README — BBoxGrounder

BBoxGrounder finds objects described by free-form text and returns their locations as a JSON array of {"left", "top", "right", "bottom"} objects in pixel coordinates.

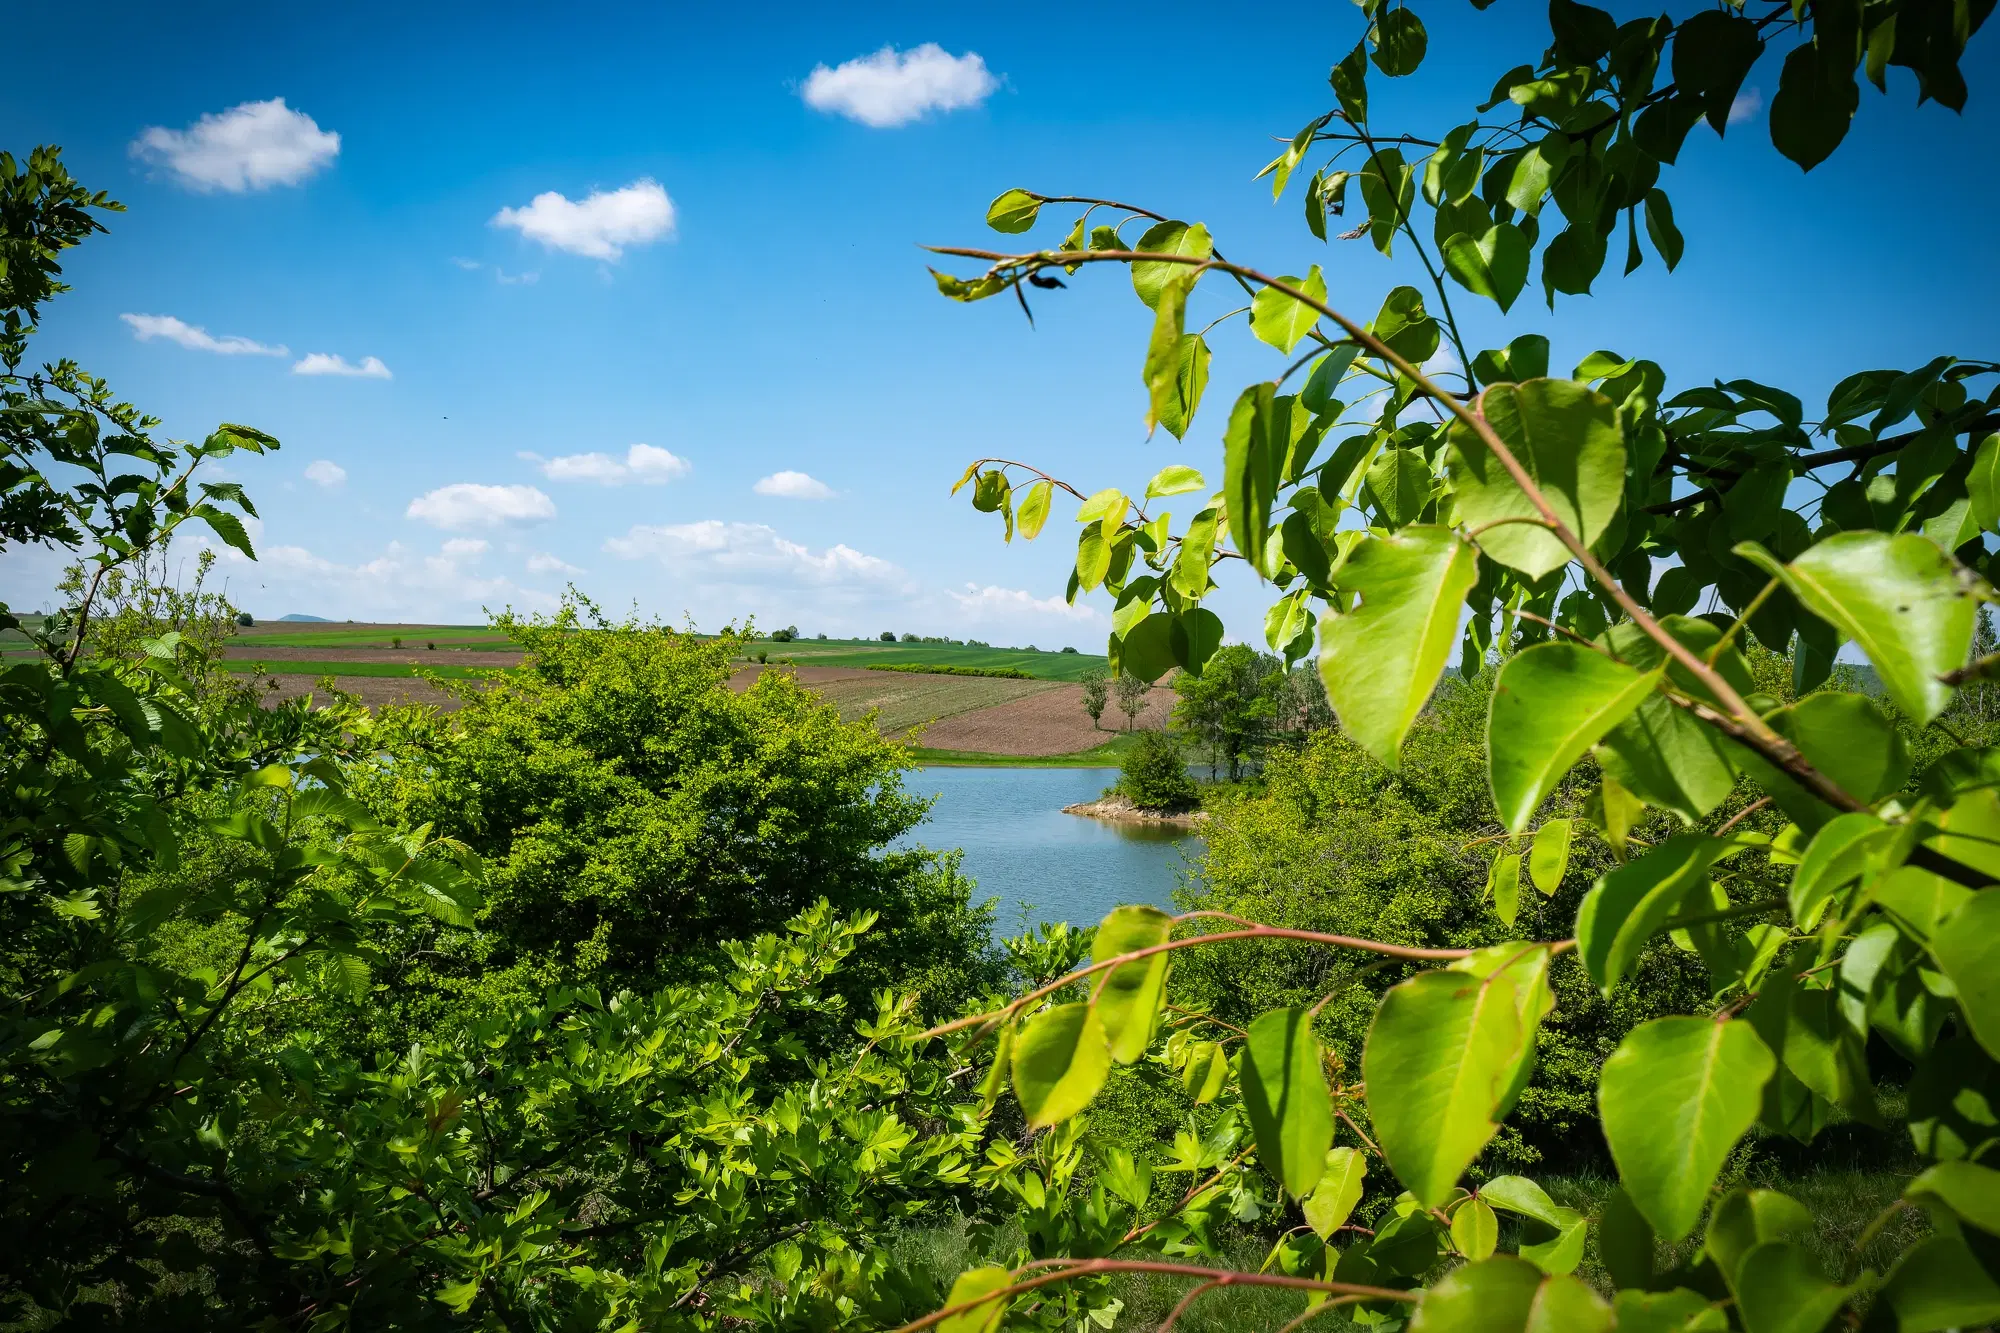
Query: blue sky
[{"left": 5, "top": 1, "right": 1995, "bottom": 642}]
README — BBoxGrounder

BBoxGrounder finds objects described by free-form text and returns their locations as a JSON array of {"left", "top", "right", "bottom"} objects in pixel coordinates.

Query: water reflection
[{"left": 895, "top": 766, "right": 1201, "bottom": 935}]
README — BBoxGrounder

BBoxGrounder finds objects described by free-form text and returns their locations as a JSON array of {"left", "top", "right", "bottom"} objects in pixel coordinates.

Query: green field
[
  {"left": 904, "top": 735, "right": 1136, "bottom": 767},
  {"left": 236, "top": 625, "right": 517, "bottom": 650},
  {"left": 219, "top": 660, "right": 502, "bottom": 680},
  {"left": 750, "top": 638, "right": 1106, "bottom": 681}
]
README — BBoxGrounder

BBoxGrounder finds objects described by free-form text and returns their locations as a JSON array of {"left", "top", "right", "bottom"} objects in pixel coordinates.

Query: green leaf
[
  {"left": 1594, "top": 616, "right": 1753, "bottom": 824},
  {"left": 1737, "top": 532, "right": 1976, "bottom": 725},
  {"left": 1365, "top": 447, "right": 1432, "bottom": 528},
  {"left": 1906, "top": 1159, "right": 2000, "bottom": 1236},
  {"left": 1119, "top": 613, "right": 1177, "bottom": 685},
  {"left": 1769, "top": 41, "right": 1859, "bottom": 171},
  {"left": 1250, "top": 267, "right": 1326, "bottom": 354},
  {"left": 1733, "top": 1242, "right": 1853, "bottom": 1333},
  {"left": 1145, "top": 465, "right": 1206, "bottom": 500},
  {"left": 1408, "top": 1257, "right": 1611, "bottom": 1333},
  {"left": 1969, "top": 434, "right": 2000, "bottom": 533},
  {"left": 1371, "top": 7, "right": 1428, "bottom": 76},
  {"left": 1704, "top": 1187, "right": 1813, "bottom": 1286},
  {"left": 1223, "top": 384, "right": 1284, "bottom": 572},
  {"left": 1370, "top": 285, "right": 1441, "bottom": 364},
  {"left": 985, "top": 189, "right": 1042, "bottom": 234},
  {"left": 1929, "top": 888, "right": 2000, "bottom": 1061},
  {"left": 1733, "top": 692, "right": 1911, "bottom": 830},
  {"left": 1673, "top": 10, "right": 1765, "bottom": 132},
  {"left": 1611, "top": 1289, "right": 1728, "bottom": 1333},
  {"left": 1091, "top": 905, "right": 1172, "bottom": 1063},
  {"left": 1872, "top": 1236, "right": 2000, "bottom": 1332},
  {"left": 1076, "top": 525, "right": 1112, "bottom": 592},
  {"left": 1173, "top": 606, "right": 1226, "bottom": 675},
  {"left": 978, "top": 1025, "right": 1014, "bottom": 1107},
  {"left": 939, "top": 1266, "right": 1014, "bottom": 1333},
  {"left": 1503, "top": 139, "right": 1570, "bottom": 216},
  {"left": 1597, "top": 1188, "right": 1657, "bottom": 1290},
  {"left": 1302, "top": 1146, "right": 1367, "bottom": 1239},
  {"left": 1489, "top": 849, "right": 1521, "bottom": 925},
  {"left": 1452, "top": 1197, "right": 1499, "bottom": 1260},
  {"left": 1364, "top": 970, "right": 1526, "bottom": 1208},
  {"left": 1448, "top": 379, "right": 1626, "bottom": 580},
  {"left": 1303, "top": 344, "right": 1360, "bottom": 414},
  {"left": 1528, "top": 819, "right": 1572, "bottom": 896},
  {"left": 1132, "top": 220, "right": 1213, "bottom": 310},
  {"left": 1599, "top": 1017, "right": 1775, "bottom": 1242},
  {"left": 1012, "top": 1002, "right": 1111, "bottom": 1127},
  {"left": 1181, "top": 1040, "right": 1228, "bottom": 1103},
  {"left": 1576, "top": 834, "right": 1725, "bottom": 994},
  {"left": 1443, "top": 225, "right": 1530, "bottom": 313},
  {"left": 195, "top": 505, "right": 256, "bottom": 560},
  {"left": 1331, "top": 42, "right": 1369, "bottom": 123},
  {"left": 1142, "top": 273, "right": 1196, "bottom": 438},
  {"left": 1241, "top": 1007, "right": 1335, "bottom": 1198},
  {"left": 1787, "top": 812, "right": 1889, "bottom": 929},
  {"left": 1017, "top": 480, "right": 1053, "bottom": 540},
  {"left": 1318, "top": 527, "right": 1480, "bottom": 769},
  {"left": 1489, "top": 644, "right": 1659, "bottom": 834},
  {"left": 1643, "top": 190, "right": 1685, "bottom": 270},
  {"left": 1266, "top": 589, "right": 1315, "bottom": 656}
]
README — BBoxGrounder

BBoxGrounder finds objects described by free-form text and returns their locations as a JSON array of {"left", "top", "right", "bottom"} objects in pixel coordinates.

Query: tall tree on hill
[
  {"left": 1113, "top": 670, "right": 1151, "bottom": 729},
  {"left": 1079, "top": 666, "right": 1109, "bottom": 729}
]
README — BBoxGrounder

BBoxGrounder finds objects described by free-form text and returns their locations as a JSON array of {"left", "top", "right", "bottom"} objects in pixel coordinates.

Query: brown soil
[
  {"left": 250, "top": 674, "right": 469, "bottom": 711},
  {"left": 224, "top": 645, "right": 525, "bottom": 666},
  {"left": 913, "top": 684, "right": 1174, "bottom": 756}
]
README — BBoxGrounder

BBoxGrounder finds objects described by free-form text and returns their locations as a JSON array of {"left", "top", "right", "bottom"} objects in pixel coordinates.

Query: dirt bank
[{"left": 1062, "top": 794, "right": 1207, "bottom": 828}]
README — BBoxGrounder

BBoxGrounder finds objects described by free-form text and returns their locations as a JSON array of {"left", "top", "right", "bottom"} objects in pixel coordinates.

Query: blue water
[{"left": 896, "top": 766, "right": 1202, "bottom": 935}]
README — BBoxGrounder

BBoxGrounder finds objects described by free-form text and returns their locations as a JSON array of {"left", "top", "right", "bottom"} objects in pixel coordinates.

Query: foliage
[
  {"left": 1081, "top": 666, "right": 1110, "bottom": 728},
  {"left": 1113, "top": 671, "right": 1152, "bottom": 728},
  {"left": 352, "top": 597, "right": 999, "bottom": 1031},
  {"left": 923, "top": 0, "right": 2000, "bottom": 1326},
  {"left": 1115, "top": 729, "right": 1201, "bottom": 813}
]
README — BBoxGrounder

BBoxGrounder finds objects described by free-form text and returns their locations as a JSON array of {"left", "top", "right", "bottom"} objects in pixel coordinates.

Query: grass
[
  {"left": 906, "top": 733, "right": 1142, "bottom": 767},
  {"left": 218, "top": 660, "right": 503, "bottom": 680},
  {"left": 746, "top": 638, "right": 1107, "bottom": 681},
  {"left": 236, "top": 626, "right": 519, "bottom": 650}
]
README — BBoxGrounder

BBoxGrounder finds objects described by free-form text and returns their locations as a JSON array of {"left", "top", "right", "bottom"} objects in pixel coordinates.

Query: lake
[{"left": 896, "top": 766, "right": 1202, "bottom": 935}]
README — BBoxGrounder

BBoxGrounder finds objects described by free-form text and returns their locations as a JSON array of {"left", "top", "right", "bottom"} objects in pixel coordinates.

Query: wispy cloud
[
  {"left": 1728, "top": 87, "right": 1763, "bottom": 126},
  {"left": 121, "top": 312, "right": 286, "bottom": 356},
  {"left": 293, "top": 352, "right": 392, "bottom": 379},
  {"left": 130, "top": 98, "right": 339, "bottom": 192},
  {"left": 606, "top": 520, "right": 902, "bottom": 587},
  {"left": 492, "top": 179, "right": 676, "bottom": 260},
  {"left": 304, "top": 460, "right": 346, "bottom": 488},
  {"left": 406, "top": 483, "right": 556, "bottom": 531},
  {"left": 524, "top": 443, "right": 690, "bottom": 485},
  {"left": 947, "top": 583, "right": 1099, "bottom": 622},
  {"left": 802, "top": 44, "right": 999, "bottom": 128},
  {"left": 753, "top": 470, "right": 834, "bottom": 500},
  {"left": 526, "top": 551, "right": 585, "bottom": 575}
]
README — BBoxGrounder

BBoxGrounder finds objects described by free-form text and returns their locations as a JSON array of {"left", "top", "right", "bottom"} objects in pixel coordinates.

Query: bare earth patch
[
  {"left": 251, "top": 674, "right": 469, "bottom": 711},
  {"left": 916, "top": 684, "right": 1173, "bottom": 756},
  {"left": 224, "top": 645, "right": 525, "bottom": 667}
]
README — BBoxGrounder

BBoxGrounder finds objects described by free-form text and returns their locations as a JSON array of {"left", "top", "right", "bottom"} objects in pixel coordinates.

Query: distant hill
[{"left": 278, "top": 613, "right": 331, "bottom": 622}]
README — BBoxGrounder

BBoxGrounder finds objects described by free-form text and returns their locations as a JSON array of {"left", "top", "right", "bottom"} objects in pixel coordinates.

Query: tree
[
  {"left": 1116, "top": 728, "right": 1199, "bottom": 812},
  {"left": 1112, "top": 670, "right": 1151, "bottom": 729},
  {"left": 925, "top": 0, "right": 2000, "bottom": 1324},
  {"left": 1171, "top": 643, "right": 1278, "bottom": 779},
  {"left": 880, "top": 630, "right": 896, "bottom": 641},
  {"left": 235, "top": 610, "right": 253, "bottom": 626},
  {"left": 1079, "top": 666, "right": 1109, "bottom": 729}
]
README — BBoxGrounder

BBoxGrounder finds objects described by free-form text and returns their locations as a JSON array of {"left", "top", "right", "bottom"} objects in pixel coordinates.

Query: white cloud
[
  {"left": 451, "top": 257, "right": 482, "bottom": 270},
  {"left": 245, "top": 538, "right": 554, "bottom": 621},
  {"left": 304, "top": 460, "right": 346, "bottom": 488},
  {"left": 130, "top": 98, "right": 340, "bottom": 192},
  {"left": 527, "top": 443, "right": 691, "bottom": 485},
  {"left": 407, "top": 483, "right": 556, "bottom": 531},
  {"left": 947, "top": 583, "right": 1100, "bottom": 622},
  {"left": 802, "top": 44, "right": 999, "bottom": 128},
  {"left": 491, "top": 179, "right": 676, "bottom": 260},
  {"left": 526, "top": 551, "right": 585, "bottom": 575},
  {"left": 754, "top": 470, "right": 835, "bottom": 500},
  {"left": 120, "top": 312, "right": 286, "bottom": 357},
  {"left": 440, "top": 537, "right": 489, "bottom": 558},
  {"left": 1728, "top": 87, "right": 1763, "bottom": 125},
  {"left": 293, "top": 353, "right": 392, "bottom": 379},
  {"left": 607, "top": 520, "right": 902, "bottom": 587}
]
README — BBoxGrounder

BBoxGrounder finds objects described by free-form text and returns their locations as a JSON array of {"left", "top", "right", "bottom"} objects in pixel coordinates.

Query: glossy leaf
[
  {"left": 1146, "top": 465, "right": 1206, "bottom": 500},
  {"left": 940, "top": 1266, "right": 1013, "bottom": 1333},
  {"left": 1787, "top": 812, "right": 1889, "bottom": 929},
  {"left": 1490, "top": 849, "right": 1521, "bottom": 925},
  {"left": 1319, "top": 528, "right": 1480, "bottom": 769},
  {"left": 1241, "top": 1008, "right": 1334, "bottom": 1198},
  {"left": 1365, "top": 447, "right": 1432, "bottom": 527},
  {"left": 1408, "top": 1257, "right": 1611, "bottom": 1333},
  {"left": 1448, "top": 379, "right": 1626, "bottom": 580},
  {"left": 1576, "top": 834, "right": 1725, "bottom": 994},
  {"left": 1969, "top": 433, "right": 2000, "bottom": 533},
  {"left": 1223, "top": 384, "right": 1282, "bottom": 571},
  {"left": 1599, "top": 1017, "right": 1775, "bottom": 1242},
  {"left": 1452, "top": 1197, "right": 1498, "bottom": 1260},
  {"left": 1364, "top": 970, "right": 1525, "bottom": 1208},
  {"left": 1489, "top": 644, "right": 1659, "bottom": 833},
  {"left": 1594, "top": 617, "right": 1753, "bottom": 824},
  {"left": 1012, "top": 1002, "right": 1111, "bottom": 1127},
  {"left": 1016, "top": 480, "right": 1053, "bottom": 540},
  {"left": 1736, "top": 692, "right": 1912, "bottom": 831},
  {"left": 1732, "top": 1241, "right": 1852, "bottom": 1333},
  {"left": 1929, "top": 888, "right": 2000, "bottom": 1061},
  {"left": 1181, "top": 1040, "right": 1229, "bottom": 1103},
  {"left": 1091, "top": 905, "right": 1172, "bottom": 1063},
  {"left": 1738, "top": 532, "right": 1975, "bottom": 725},
  {"left": 1250, "top": 266, "right": 1326, "bottom": 354},
  {"left": 1131, "top": 220, "right": 1213, "bottom": 310},
  {"left": 1528, "top": 819, "right": 1572, "bottom": 896},
  {"left": 1443, "top": 225, "right": 1530, "bottom": 313},
  {"left": 985, "top": 189, "right": 1040, "bottom": 234},
  {"left": 1301, "top": 1146, "right": 1366, "bottom": 1239}
]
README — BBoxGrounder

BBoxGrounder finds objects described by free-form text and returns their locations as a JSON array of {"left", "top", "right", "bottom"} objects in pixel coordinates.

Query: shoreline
[{"left": 1061, "top": 795, "right": 1207, "bottom": 828}]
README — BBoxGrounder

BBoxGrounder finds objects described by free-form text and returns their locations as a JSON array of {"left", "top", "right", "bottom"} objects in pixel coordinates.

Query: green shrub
[
  {"left": 865, "top": 662, "right": 1034, "bottom": 679},
  {"left": 1116, "top": 729, "right": 1200, "bottom": 812}
]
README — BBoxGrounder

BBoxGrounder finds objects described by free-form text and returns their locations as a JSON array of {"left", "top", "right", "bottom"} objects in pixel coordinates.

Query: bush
[
  {"left": 235, "top": 610, "right": 253, "bottom": 626},
  {"left": 880, "top": 630, "right": 896, "bottom": 641},
  {"left": 1115, "top": 729, "right": 1199, "bottom": 812}
]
